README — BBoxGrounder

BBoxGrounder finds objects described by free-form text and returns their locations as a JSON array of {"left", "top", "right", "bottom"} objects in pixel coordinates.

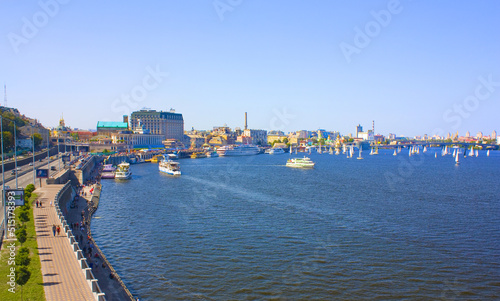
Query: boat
[
  {"left": 167, "top": 153, "right": 178, "bottom": 160},
  {"left": 217, "top": 144, "right": 260, "bottom": 156},
  {"left": 206, "top": 151, "right": 219, "bottom": 157},
  {"left": 475, "top": 149, "right": 479, "bottom": 157},
  {"left": 423, "top": 146, "right": 427, "bottom": 153},
  {"left": 149, "top": 154, "right": 163, "bottom": 163},
  {"left": 286, "top": 156, "right": 315, "bottom": 168},
  {"left": 487, "top": 150, "right": 490, "bottom": 156},
  {"left": 435, "top": 152, "right": 437, "bottom": 158},
  {"left": 357, "top": 147, "right": 363, "bottom": 160},
  {"left": 268, "top": 148, "right": 285, "bottom": 155},
  {"left": 115, "top": 162, "right": 132, "bottom": 179},
  {"left": 393, "top": 149, "right": 397, "bottom": 156},
  {"left": 101, "top": 164, "right": 116, "bottom": 179},
  {"left": 329, "top": 147, "right": 333, "bottom": 155},
  {"left": 191, "top": 152, "right": 207, "bottom": 159},
  {"left": 455, "top": 151, "right": 460, "bottom": 165},
  {"left": 159, "top": 156, "right": 181, "bottom": 176},
  {"left": 335, "top": 148, "right": 340, "bottom": 155}
]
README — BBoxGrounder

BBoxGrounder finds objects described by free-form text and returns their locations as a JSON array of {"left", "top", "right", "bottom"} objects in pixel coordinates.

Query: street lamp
[
  {"left": 32, "top": 125, "right": 36, "bottom": 185},
  {"left": 47, "top": 130, "right": 50, "bottom": 173},
  {"left": 13, "top": 121, "right": 18, "bottom": 189}
]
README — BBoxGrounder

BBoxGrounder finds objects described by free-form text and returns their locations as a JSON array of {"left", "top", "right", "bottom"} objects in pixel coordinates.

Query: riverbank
[{"left": 62, "top": 162, "right": 135, "bottom": 300}]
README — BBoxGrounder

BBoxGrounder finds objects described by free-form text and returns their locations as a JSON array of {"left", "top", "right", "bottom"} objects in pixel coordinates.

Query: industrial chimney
[{"left": 245, "top": 112, "right": 248, "bottom": 130}]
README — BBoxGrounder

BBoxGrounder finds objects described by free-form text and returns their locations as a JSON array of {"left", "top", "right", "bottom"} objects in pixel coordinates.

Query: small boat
[
  {"left": 335, "top": 148, "right": 340, "bottom": 155},
  {"left": 206, "top": 151, "right": 219, "bottom": 157},
  {"left": 167, "top": 153, "right": 179, "bottom": 160},
  {"left": 393, "top": 149, "right": 397, "bottom": 156},
  {"left": 475, "top": 149, "right": 479, "bottom": 157},
  {"left": 191, "top": 152, "right": 207, "bottom": 159},
  {"left": 286, "top": 157, "right": 315, "bottom": 168},
  {"left": 115, "top": 162, "right": 132, "bottom": 180},
  {"left": 487, "top": 150, "right": 490, "bottom": 156},
  {"left": 455, "top": 151, "right": 460, "bottom": 165},
  {"left": 159, "top": 156, "right": 181, "bottom": 176},
  {"left": 329, "top": 147, "right": 333, "bottom": 155},
  {"left": 435, "top": 152, "right": 437, "bottom": 158},
  {"left": 357, "top": 147, "right": 363, "bottom": 160},
  {"left": 268, "top": 148, "right": 285, "bottom": 155},
  {"left": 423, "top": 146, "right": 427, "bottom": 153},
  {"left": 101, "top": 164, "right": 116, "bottom": 179}
]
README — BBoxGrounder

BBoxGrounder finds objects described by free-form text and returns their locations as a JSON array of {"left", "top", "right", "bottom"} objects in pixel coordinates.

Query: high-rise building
[{"left": 130, "top": 109, "right": 184, "bottom": 141}]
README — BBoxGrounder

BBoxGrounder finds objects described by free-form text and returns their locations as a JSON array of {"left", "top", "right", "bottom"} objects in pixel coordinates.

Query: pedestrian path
[{"left": 33, "top": 184, "right": 95, "bottom": 301}]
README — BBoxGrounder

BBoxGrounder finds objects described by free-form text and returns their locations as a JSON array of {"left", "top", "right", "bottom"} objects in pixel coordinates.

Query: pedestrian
[
  {"left": 52, "top": 224, "right": 56, "bottom": 236},
  {"left": 56, "top": 225, "right": 61, "bottom": 236},
  {"left": 40, "top": 201, "right": 43, "bottom": 207},
  {"left": 50, "top": 201, "right": 52, "bottom": 206},
  {"left": 36, "top": 200, "right": 39, "bottom": 207}
]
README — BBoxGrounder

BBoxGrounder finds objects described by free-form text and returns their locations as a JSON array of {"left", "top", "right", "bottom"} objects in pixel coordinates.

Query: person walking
[
  {"left": 52, "top": 224, "right": 56, "bottom": 236},
  {"left": 56, "top": 225, "right": 61, "bottom": 236}
]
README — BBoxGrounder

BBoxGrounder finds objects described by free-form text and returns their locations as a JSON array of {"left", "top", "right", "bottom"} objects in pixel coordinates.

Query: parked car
[
  {"left": 51, "top": 166, "right": 57, "bottom": 171},
  {"left": 10, "top": 170, "right": 16, "bottom": 175},
  {"left": 29, "top": 162, "right": 33, "bottom": 166}
]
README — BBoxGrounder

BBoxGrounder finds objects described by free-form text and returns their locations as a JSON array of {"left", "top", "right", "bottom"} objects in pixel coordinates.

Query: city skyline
[{"left": 1, "top": 1, "right": 499, "bottom": 137}]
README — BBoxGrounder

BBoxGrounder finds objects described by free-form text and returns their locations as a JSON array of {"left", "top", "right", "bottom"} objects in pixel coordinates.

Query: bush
[
  {"left": 16, "top": 253, "right": 31, "bottom": 266},
  {"left": 25, "top": 184, "right": 35, "bottom": 194}
]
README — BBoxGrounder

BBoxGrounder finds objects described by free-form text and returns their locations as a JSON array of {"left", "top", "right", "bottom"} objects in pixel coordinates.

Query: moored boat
[
  {"left": 101, "top": 164, "right": 116, "bottom": 179},
  {"left": 217, "top": 144, "right": 260, "bottom": 156},
  {"left": 115, "top": 162, "right": 132, "bottom": 180}
]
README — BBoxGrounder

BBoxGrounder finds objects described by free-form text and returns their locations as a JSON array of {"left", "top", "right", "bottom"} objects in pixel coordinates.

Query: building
[
  {"left": 96, "top": 121, "right": 129, "bottom": 136},
  {"left": 243, "top": 129, "right": 267, "bottom": 145},
  {"left": 355, "top": 124, "right": 374, "bottom": 141},
  {"left": 130, "top": 109, "right": 184, "bottom": 141},
  {"left": 267, "top": 130, "right": 287, "bottom": 144}
]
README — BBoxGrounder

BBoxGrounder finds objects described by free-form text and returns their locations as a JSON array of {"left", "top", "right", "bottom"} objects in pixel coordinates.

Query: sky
[{"left": 1, "top": 0, "right": 499, "bottom": 137}]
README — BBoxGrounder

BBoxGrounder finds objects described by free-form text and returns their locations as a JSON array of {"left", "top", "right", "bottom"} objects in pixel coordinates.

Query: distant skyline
[{"left": 1, "top": 1, "right": 499, "bottom": 137}]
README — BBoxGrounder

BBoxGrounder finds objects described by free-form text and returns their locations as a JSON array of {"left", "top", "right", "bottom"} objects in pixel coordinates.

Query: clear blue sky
[{"left": 1, "top": 0, "right": 499, "bottom": 137}]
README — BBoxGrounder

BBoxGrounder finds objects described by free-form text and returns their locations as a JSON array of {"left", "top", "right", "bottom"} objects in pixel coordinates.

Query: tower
[{"left": 244, "top": 112, "right": 248, "bottom": 130}]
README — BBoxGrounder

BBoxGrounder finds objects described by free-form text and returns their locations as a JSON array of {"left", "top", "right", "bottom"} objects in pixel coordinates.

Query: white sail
[
  {"left": 435, "top": 152, "right": 437, "bottom": 158},
  {"left": 487, "top": 150, "right": 490, "bottom": 156},
  {"left": 357, "top": 147, "right": 363, "bottom": 159},
  {"left": 475, "top": 149, "right": 479, "bottom": 157},
  {"left": 393, "top": 149, "right": 397, "bottom": 156},
  {"left": 455, "top": 151, "right": 460, "bottom": 164}
]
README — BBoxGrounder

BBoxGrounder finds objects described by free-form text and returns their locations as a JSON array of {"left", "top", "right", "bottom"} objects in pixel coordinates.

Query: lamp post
[
  {"left": 47, "top": 130, "right": 50, "bottom": 175},
  {"left": 58, "top": 136, "right": 60, "bottom": 170},
  {"left": 13, "top": 122, "right": 18, "bottom": 189},
  {"left": 32, "top": 125, "right": 36, "bottom": 185}
]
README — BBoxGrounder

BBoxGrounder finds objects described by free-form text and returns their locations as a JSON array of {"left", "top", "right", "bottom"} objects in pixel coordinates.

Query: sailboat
[
  {"left": 342, "top": 144, "right": 347, "bottom": 154},
  {"left": 487, "top": 150, "right": 490, "bottom": 156},
  {"left": 475, "top": 149, "right": 479, "bottom": 157},
  {"left": 357, "top": 147, "right": 363, "bottom": 160},
  {"left": 469, "top": 147, "right": 474, "bottom": 157},
  {"left": 335, "top": 148, "right": 340, "bottom": 155},
  {"left": 290, "top": 145, "right": 292, "bottom": 154},
  {"left": 455, "top": 151, "right": 460, "bottom": 165},
  {"left": 393, "top": 149, "right": 397, "bottom": 156},
  {"left": 370, "top": 148, "right": 374, "bottom": 155},
  {"left": 409, "top": 147, "right": 412, "bottom": 157},
  {"left": 435, "top": 152, "right": 437, "bottom": 158},
  {"left": 329, "top": 147, "right": 333, "bottom": 155},
  {"left": 423, "top": 146, "right": 427, "bottom": 153}
]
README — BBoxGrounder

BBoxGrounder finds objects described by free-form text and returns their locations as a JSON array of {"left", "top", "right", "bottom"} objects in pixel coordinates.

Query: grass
[{"left": 0, "top": 193, "right": 45, "bottom": 301}]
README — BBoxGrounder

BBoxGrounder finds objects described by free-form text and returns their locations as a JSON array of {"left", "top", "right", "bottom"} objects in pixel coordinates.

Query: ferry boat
[
  {"left": 286, "top": 157, "right": 315, "bottom": 168},
  {"left": 115, "top": 162, "right": 132, "bottom": 180},
  {"left": 101, "top": 164, "right": 116, "bottom": 179},
  {"left": 217, "top": 144, "right": 260, "bottom": 156},
  {"left": 191, "top": 152, "right": 207, "bottom": 159},
  {"left": 206, "top": 151, "right": 219, "bottom": 157},
  {"left": 268, "top": 148, "right": 285, "bottom": 155},
  {"left": 159, "top": 157, "right": 181, "bottom": 176}
]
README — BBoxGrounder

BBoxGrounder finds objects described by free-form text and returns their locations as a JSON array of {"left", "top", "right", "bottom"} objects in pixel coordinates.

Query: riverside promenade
[{"left": 33, "top": 184, "right": 95, "bottom": 301}]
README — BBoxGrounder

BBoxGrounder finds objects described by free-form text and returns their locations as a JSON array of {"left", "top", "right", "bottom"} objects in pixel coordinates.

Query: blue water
[{"left": 92, "top": 149, "right": 500, "bottom": 300}]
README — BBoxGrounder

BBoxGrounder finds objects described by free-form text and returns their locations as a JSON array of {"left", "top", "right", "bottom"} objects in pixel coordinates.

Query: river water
[{"left": 92, "top": 149, "right": 500, "bottom": 300}]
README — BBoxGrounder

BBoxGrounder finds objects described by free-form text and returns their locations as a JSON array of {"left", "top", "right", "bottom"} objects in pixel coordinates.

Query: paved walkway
[{"left": 34, "top": 184, "right": 95, "bottom": 301}]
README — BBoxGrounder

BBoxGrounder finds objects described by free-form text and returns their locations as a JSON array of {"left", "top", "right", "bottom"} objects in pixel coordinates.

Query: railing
[
  {"left": 54, "top": 181, "right": 106, "bottom": 301},
  {"left": 84, "top": 183, "right": 136, "bottom": 301}
]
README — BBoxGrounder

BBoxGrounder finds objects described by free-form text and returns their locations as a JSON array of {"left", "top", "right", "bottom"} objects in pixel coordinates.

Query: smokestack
[{"left": 245, "top": 112, "right": 248, "bottom": 130}]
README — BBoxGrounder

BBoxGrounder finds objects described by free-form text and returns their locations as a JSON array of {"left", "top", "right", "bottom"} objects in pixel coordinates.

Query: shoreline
[{"left": 63, "top": 160, "right": 136, "bottom": 300}]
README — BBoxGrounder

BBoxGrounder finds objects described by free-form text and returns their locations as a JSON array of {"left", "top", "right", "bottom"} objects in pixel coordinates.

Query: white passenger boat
[
  {"left": 268, "top": 148, "right": 285, "bottom": 155},
  {"left": 159, "top": 157, "right": 181, "bottom": 176},
  {"left": 286, "top": 157, "right": 315, "bottom": 168},
  {"left": 115, "top": 162, "right": 132, "bottom": 180},
  {"left": 217, "top": 144, "right": 260, "bottom": 156}
]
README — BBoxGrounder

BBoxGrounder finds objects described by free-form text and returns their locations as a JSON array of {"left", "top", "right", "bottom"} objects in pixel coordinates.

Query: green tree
[
  {"left": 19, "top": 209, "right": 30, "bottom": 224},
  {"left": 71, "top": 132, "right": 79, "bottom": 141},
  {"left": 16, "top": 266, "right": 31, "bottom": 301},
  {"left": 2, "top": 131, "right": 13, "bottom": 149},
  {"left": 31, "top": 133, "right": 43, "bottom": 148},
  {"left": 16, "top": 252, "right": 31, "bottom": 266},
  {"left": 25, "top": 184, "right": 36, "bottom": 194},
  {"left": 16, "top": 228, "right": 27, "bottom": 246}
]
